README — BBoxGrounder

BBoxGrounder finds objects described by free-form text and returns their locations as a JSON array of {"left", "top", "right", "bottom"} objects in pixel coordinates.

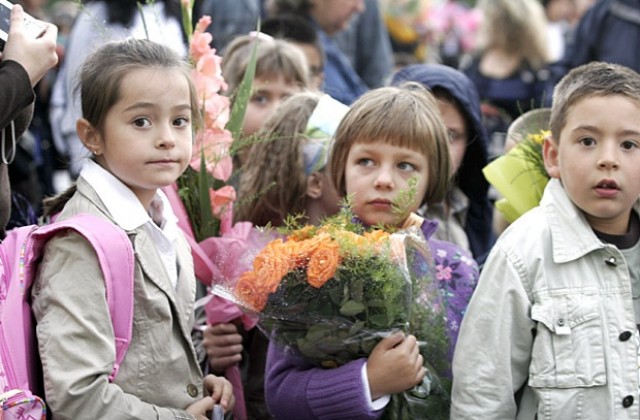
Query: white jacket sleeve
[{"left": 450, "top": 241, "right": 536, "bottom": 419}]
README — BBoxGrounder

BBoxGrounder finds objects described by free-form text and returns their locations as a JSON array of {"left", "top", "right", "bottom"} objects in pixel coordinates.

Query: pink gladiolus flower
[
  {"left": 204, "top": 94, "right": 230, "bottom": 129},
  {"left": 191, "top": 129, "right": 234, "bottom": 181},
  {"left": 210, "top": 185, "right": 236, "bottom": 217},
  {"left": 190, "top": 31, "right": 213, "bottom": 61},
  {"left": 195, "top": 55, "right": 227, "bottom": 96},
  {"left": 195, "top": 15, "right": 212, "bottom": 34}
]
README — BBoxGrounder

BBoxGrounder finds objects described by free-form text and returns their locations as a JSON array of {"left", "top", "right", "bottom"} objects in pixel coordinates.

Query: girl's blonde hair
[
  {"left": 235, "top": 91, "right": 321, "bottom": 226},
  {"left": 328, "top": 83, "right": 452, "bottom": 206},
  {"left": 222, "top": 35, "right": 310, "bottom": 101},
  {"left": 476, "top": 0, "right": 550, "bottom": 70}
]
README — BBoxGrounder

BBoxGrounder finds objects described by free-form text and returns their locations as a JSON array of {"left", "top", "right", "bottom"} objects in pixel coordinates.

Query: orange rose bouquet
[{"left": 213, "top": 213, "right": 451, "bottom": 419}]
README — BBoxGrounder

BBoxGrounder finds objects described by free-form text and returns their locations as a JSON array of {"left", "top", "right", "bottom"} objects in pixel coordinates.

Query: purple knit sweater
[{"left": 264, "top": 218, "right": 479, "bottom": 419}]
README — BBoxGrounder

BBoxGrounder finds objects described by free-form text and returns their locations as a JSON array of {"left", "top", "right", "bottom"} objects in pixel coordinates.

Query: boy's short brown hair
[
  {"left": 328, "top": 83, "right": 451, "bottom": 206},
  {"left": 550, "top": 62, "right": 640, "bottom": 141}
]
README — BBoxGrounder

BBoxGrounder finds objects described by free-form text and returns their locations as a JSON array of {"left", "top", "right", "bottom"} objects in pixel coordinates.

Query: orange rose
[
  {"left": 282, "top": 236, "right": 323, "bottom": 269},
  {"left": 333, "top": 230, "right": 366, "bottom": 247},
  {"left": 307, "top": 238, "right": 341, "bottom": 288},
  {"left": 253, "top": 239, "right": 292, "bottom": 293},
  {"left": 236, "top": 271, "right": 268, "bottom": 311},
  {"left": 363, "top": 229, "right": 390, "bottom": 243},
  {"left": 289, "top": 225, "right": 316, "bottom": 242}
]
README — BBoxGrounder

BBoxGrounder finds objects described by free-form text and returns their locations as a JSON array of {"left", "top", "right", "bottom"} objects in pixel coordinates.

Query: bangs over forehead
[
  {"left": 329, "top": 83, "right": 452, "bottom": 205},
  {"left": 338, "top": 85, "right": 446, "bottom": 155}
]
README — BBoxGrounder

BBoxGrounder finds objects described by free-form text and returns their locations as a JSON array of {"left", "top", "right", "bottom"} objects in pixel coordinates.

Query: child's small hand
[
  {"left": 204, "top": 374, "right": 235, "bottom": 412},
  {"left": 203, "top": 322, "right": 243, "bottom": 373},
  {"left": 366, "top": 332, "right": 425, "bottom": 400},
  {"left": 185, "top": 374, "right": 235, "bottom": 419}
]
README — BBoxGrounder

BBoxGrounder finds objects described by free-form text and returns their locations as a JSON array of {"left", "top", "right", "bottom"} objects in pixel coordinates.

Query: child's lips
[
  {"left": 594, "top": 179, "right": 620, "bottom": 197},
  {"left": 368, "top": 199, "right": 393, "bottom": 209},
  {"left": 148, "top": 158, "right": 179, "bottom": 166}
]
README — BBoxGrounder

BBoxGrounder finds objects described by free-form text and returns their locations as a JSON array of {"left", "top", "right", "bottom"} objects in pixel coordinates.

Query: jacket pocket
[{"left": 529, "top": 291, "right": 606, "bottom": 388}]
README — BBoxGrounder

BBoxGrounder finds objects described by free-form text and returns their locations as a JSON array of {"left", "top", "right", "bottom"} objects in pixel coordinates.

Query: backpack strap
[{"left": 29, "top": 213, "right": 135, "bottom": 382}]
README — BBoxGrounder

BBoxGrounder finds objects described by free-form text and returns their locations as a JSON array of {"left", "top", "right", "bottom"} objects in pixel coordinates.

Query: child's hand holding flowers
[{"left": 213, "top": 212, "right": 452, "bottom": 419}]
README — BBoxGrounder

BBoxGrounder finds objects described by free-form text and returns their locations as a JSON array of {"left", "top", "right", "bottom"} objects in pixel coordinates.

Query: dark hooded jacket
[{"left": 391, "top": 63, "right": 495, "bottom": 262}]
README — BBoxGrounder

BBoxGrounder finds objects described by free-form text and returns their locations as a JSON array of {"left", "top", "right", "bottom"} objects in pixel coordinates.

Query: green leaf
[
  {"left": 340, "top": 300, "right": 366, "bottom": 317},
  {"left": 226, "top": 20, "right": 261, "bottom": 141},
  {"left": 196, "top": 150, "right": 215, "bottom": 240}
]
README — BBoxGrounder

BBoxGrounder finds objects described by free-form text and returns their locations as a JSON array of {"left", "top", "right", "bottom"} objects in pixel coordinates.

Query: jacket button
[
  {"left": 605, "top": 256, "right": 617, "bottom": 266},
  {"left": 556, "top": 318, "right": 565, "bottom": 327},
  {"left": 619, "top": 331, "right": 633, "bottom": 341},
  {"left": 187, "top": 383, "right": 199, "bottom": 398},
  {"left": 622, "top": 395, "right": 634, "bottom": 408}
]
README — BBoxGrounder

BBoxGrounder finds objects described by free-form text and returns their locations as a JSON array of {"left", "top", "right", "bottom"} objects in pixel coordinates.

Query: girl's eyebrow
[{"left": 123, "top": 102, "right": 192, "bottom": 112}]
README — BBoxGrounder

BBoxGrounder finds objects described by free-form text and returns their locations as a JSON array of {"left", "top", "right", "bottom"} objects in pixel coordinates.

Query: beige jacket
[{"left": 32, "top": 178, "right": 203, "bottom": 419}]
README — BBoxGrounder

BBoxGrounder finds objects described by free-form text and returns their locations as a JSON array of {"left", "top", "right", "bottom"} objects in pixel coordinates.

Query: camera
[{"left": 0, "top": 0, "right": 46, "bottom": 51}]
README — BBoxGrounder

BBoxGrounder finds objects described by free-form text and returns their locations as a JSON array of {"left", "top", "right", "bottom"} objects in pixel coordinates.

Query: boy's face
[{"left": 544, "top": 95, "right": 640, "bottom": 235}]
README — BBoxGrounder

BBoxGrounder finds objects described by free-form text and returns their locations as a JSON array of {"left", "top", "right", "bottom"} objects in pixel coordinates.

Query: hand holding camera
[{"left": 0, "top": 1, "right": 58, "bottom": 87}]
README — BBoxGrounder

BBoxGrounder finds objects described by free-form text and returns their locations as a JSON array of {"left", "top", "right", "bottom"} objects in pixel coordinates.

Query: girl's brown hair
[
  {"left": 45, "top": 39, "right": 198, "bottom": 216},
  {"left": 328, "top": 83, "right": 452, "bottom": 206},
  {"left": 79, "top": 38, "right": 200, "bottom": 131},
  {"left": 235, "top": 91, "right": 321, "bottom": 227},
  {"left": 222, "top": 35, "right": 309, "bottom": 102}
]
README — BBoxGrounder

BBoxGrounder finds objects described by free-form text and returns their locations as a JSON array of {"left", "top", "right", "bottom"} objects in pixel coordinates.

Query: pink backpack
[{"left": 0, "top": 213, "right": 135, "bottom": 419}]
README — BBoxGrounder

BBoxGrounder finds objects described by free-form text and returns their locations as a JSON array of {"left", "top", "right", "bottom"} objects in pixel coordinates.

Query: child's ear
[
  {"left": 543, "top": 135, "right": 561, "bottom": 179},
  {"left": 76, "top": 118, "right": 102, "bottom": 155},
  {"left": 306, "top": 172, "right": 323, "bottom": 199}
]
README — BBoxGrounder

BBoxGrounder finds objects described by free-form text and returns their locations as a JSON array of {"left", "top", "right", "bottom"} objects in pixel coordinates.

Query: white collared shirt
[{"left": 80, "top": 160, "right": 180, "bottom": 288}]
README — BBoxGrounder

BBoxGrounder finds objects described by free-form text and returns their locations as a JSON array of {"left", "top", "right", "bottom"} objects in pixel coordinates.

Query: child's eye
[
  {"left": 448, "top": 130, "right": 466, "bottom": 145},
  {"left": 398, "top": 162, "right": 417, "bottom": 172},
  {"left": 621, "top": 139, "right": 639, "bottom": 150},
  {"left": 250, "top": 93, "right": 269, "bottom": 106},
  {"left": 133, "top": 117, "right": 151, "bottom": 128},
  {"left": 579, "top": 137, "right": 596, "bottom": 147},
  {"left": 173, "top": 116, "right": 190, "bottom": 128},
  {"left": 357, "top": 158, "right": 374, "bottom": 167}
]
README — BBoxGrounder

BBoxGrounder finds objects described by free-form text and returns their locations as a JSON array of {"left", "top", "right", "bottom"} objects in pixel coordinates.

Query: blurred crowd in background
[{"left": 4, "top": 0, "right": 610, "bottom": 230}]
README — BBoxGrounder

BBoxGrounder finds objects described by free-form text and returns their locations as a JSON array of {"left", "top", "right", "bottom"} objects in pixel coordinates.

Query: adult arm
[{"left": 0, "top": 4, "right": 57, "bottom": 135}]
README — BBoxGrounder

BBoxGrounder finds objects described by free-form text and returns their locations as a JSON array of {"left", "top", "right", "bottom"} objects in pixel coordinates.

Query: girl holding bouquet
[
  {"left": 201, "top": 91, "right": 349, "bottom": 418},
  {"left": 265, "top": 83, "right": 479, "bottom": 419}
]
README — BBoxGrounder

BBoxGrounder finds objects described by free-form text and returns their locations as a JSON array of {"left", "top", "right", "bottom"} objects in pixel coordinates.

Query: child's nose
[
  {"left": 373, "top": 168, "right": 394, "bottom": 190},
  {"left": 597, "top": 145, "right": 619, "bottom": 170},
  {"left": 157, "top": 125, "right": 176, "bottom": 149}
]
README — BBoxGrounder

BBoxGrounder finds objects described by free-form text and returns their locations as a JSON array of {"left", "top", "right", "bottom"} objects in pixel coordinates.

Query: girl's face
[
  {"left": 437, "top": 99, "right": 467, "bottom": 176},
  {"left": 242, "top": 74, "right": 304, "bottom": 138},
  {"left": 81, "top": 68, "right": 193, "bottom": 207},
  {"left": 344, "top": 142, "right": 429, "bottom": 228}
]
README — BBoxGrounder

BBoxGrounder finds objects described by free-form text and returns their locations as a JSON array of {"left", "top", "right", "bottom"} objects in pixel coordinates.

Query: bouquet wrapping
[
  {"left": 482, "top": 129, "right": 550, "bottom": 223},
  {"left": 213, "top": 219, "right": 451, "bottom": 419}
]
